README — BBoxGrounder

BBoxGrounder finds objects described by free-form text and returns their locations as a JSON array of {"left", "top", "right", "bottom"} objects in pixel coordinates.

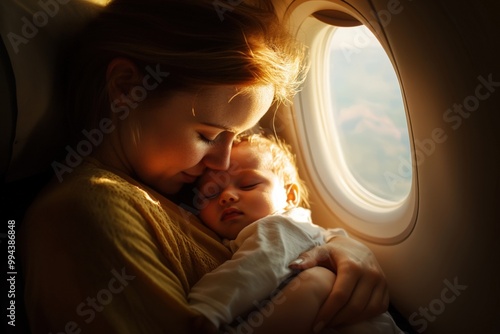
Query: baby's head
[{"left": 197, "top": 133, "right": 308, "bottom": 239}]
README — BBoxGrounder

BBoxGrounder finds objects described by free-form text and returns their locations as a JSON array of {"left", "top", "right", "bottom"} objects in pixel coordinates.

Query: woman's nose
[
  {"left": 202, "top": 136, "right": 232, "bottom": 171},
  {"left": 204, "top": 152, "right": 230, "bottom": 171}
]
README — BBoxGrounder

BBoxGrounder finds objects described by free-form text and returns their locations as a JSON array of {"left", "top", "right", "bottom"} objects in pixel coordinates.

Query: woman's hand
[{"left": 289, "top": 235, "right": 389, "bottom": 332}]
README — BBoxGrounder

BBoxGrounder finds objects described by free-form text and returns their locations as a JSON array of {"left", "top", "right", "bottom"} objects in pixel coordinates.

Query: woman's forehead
[{"left": 193, "top": 85, "right": 274, "bottom": 131}]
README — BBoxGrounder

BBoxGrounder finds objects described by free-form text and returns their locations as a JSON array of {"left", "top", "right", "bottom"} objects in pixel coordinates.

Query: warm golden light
[{"left": 86, "top": 0, "right": 110, "bottom": 5}]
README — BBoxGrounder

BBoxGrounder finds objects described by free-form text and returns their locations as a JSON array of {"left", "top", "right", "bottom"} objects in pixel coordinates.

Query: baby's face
[{"left": 197, "top": 142, "right": 290, "bottom": 239}]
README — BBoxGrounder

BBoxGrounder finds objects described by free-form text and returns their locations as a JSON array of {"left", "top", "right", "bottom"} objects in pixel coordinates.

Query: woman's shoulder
[
  {"left": 37, "top": 160, "right": 138, "bottom": 206},
  {"left": 22, "top": 160, "right": 153, "bottom": 232},
  {"left": 19, "top": 160, "right": 170, "bottom": 266}
]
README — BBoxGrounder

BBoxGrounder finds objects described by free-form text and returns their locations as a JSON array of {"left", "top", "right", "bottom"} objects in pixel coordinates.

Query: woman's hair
[
  {"left": 234, "top": 132, "right": 310, "bottom": 208},
  {"left": 65, "top": 0, "right": 307, "bottom": 134}
]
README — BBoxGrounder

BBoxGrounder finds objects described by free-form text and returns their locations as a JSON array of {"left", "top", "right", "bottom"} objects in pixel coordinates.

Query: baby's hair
[{"left": 234, "top": 132, "right": 310, "bottom": 208}]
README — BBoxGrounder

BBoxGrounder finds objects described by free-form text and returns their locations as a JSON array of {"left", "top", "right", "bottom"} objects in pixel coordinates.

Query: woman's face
[{"left": 111, "top": 85, "right": 274, "bottom": 195}]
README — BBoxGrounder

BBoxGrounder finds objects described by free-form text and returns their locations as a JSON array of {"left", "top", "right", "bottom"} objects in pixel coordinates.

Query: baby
[{"left": 188, "top": 133, "right": 403, "bottom": 334}]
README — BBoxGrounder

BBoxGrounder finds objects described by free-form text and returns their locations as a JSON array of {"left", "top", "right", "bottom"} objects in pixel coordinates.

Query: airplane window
[
  {"left": 292, "top": 15, "right": 416, "bottom": 241},
  {"left": 328, "top": 25, "right": 412, "bottom": 203}
]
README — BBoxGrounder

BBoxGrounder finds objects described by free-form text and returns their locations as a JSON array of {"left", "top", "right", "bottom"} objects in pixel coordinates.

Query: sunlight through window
[{"left": 328, "top": 25, "right": 412, "bottom": 202}]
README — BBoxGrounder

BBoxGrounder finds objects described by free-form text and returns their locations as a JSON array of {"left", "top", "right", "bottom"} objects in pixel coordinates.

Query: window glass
[{"left": 328, "top": 25, "right": 412, "bottom": 202}]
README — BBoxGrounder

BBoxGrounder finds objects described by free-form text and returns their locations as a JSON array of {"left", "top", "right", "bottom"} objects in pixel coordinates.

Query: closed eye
[
  {"left": 200, "top": 182, "right": 221, "bottom": 200},
  {"left": 240, "top": 183, "right": 260, "bottom": 190},
  {"left": 198, "top": 133, "right": 216, "bottom": 145},
  {"left": 204, "top": 192, "right": 220, "bottom": 200}
]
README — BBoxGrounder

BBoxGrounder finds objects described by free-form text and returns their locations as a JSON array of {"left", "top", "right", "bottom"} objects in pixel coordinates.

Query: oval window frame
[{"left": 287, "top": 2, "right": 418, "bottom": 243}]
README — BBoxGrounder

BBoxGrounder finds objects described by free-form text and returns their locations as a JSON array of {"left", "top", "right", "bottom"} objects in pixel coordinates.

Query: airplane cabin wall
[{"left": 269, "top": 0, "right": 500, "bottom": 333}]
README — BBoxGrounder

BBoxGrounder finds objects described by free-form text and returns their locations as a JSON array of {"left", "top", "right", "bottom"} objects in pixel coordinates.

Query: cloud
[{"left": 337, "top": 104, "right": 402, "bottom": 140}]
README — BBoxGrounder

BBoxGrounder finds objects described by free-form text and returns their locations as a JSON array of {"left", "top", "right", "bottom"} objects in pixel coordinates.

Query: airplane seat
[
  {"left": 0, "top": 1, "right": 102, "bottom": 333},
  {"left": 0, "top": 34, "right": 16, "bottom": 188},
  {"left": 0, "top": 0, "right": 102, "bottom": 193}
]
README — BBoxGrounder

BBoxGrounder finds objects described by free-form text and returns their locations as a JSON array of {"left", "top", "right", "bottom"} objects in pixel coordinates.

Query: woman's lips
[{"left": 181, "top": 172, "right": 200, "bottom": 183}]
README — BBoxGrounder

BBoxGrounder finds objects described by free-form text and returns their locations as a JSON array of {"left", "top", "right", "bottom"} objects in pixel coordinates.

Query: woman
[{"left": 20, "top": 0, "right": 389, "bottom": 333}]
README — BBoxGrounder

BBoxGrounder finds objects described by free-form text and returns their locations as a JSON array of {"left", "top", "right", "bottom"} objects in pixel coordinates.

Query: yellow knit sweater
[{"left": 20, "top": 158, "right": 232, "bottom": 333}]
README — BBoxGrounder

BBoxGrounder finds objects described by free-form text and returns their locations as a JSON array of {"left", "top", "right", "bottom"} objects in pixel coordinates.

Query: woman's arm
[
  {"left": 227, "top": 267, "right": 336, "bottom": 334},
  {"left": 289, "top": 235, "right": 389, "bottom": 331}
]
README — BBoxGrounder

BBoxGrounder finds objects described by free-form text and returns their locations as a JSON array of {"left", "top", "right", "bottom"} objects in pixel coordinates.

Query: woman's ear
[
  {"left": 106, "top": 58, "right": 142, "bottom": 103},
  {"left": 285, "top": 183, "right": 300, "bottom": 208}
]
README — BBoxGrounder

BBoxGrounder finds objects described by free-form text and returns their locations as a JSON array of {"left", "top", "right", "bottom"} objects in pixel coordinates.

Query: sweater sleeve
[
  {"left": 188, "top": 208, "right": 325, "bottom": 327},
  {"left": 19, "top": 164, "right": 230, "bottom": 334}
]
